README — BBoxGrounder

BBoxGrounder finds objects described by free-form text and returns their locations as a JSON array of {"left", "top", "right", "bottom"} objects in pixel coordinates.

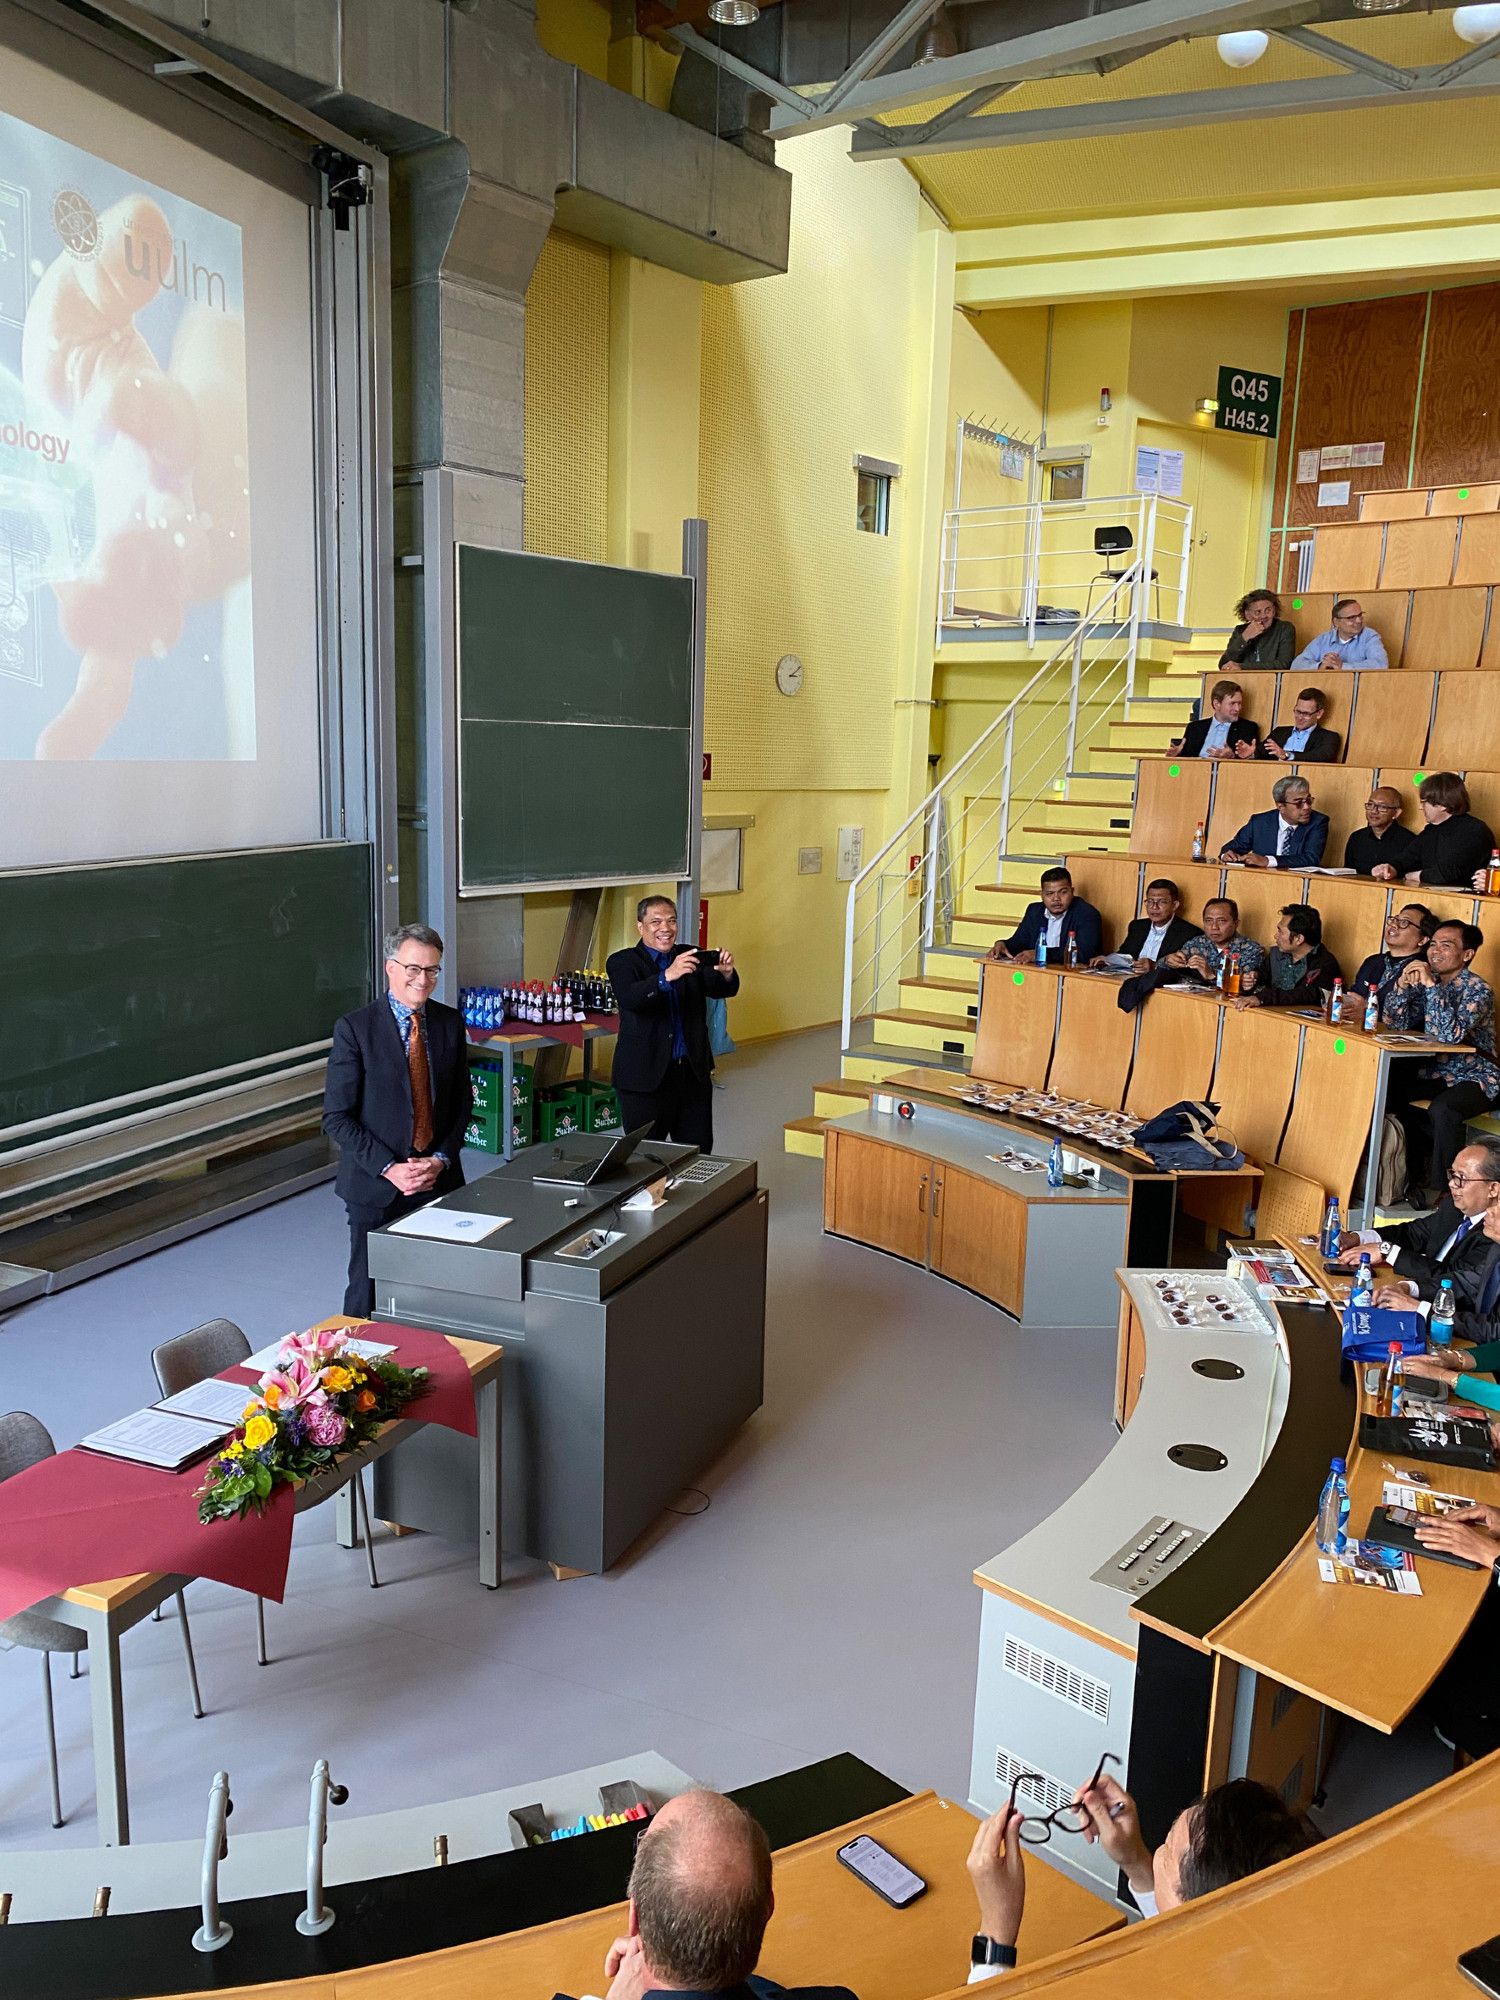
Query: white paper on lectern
[{"left": 384, "top": 1207, "right": 511, "bottom": 1243}]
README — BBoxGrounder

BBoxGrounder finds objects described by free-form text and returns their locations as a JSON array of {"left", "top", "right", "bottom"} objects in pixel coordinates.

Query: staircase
[{"left": 784, "top": 598, "right": 1222, "bottom": 1155}]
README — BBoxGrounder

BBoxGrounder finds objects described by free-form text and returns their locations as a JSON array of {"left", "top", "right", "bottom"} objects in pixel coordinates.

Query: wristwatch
[{"left": 970, "top": 1935, "right": 1018, "bottom": 1970}]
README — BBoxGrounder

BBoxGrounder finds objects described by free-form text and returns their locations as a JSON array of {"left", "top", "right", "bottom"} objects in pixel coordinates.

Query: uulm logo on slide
[{"left": 50, "top": 184, "right": 229, "bottom": 310}]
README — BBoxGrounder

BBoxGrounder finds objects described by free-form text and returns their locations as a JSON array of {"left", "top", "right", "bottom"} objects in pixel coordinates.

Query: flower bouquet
[{"left": 197, "top": 1325, "right": 429, "bottom": 1524}]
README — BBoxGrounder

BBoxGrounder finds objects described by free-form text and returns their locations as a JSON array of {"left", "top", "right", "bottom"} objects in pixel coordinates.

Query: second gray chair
[
  {"left": 150, "top": 1317, "right": 382, "bottom": 1671},
  {"left": 0, "top": 1410, "right": 203, "bottom": 1829}
]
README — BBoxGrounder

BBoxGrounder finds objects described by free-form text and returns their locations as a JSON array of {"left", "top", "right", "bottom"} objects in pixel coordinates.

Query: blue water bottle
[
  {"left": 1320, "top": 1193, "right": 1341, "bottom": 1259},
  {"left": 1350, "top": 1253, "right": 1374, "bottom": 1309},
  {"left": 1047, "top": 1137, "right": 1064, "bottom": 1189},
  {"left": 1315, "top": 1456, "right": 1350, "bottom": 1555},
  {"left": 1430, "top": 1277, "right": 1456, "bottom": 1350}
]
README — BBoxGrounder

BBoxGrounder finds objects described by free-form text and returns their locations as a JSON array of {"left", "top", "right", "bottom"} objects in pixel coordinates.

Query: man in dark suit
[
  {"left": 1093, "top": 878, "right": 1201, "bottom": 970},
  {"left": 987, "top": 866, "right": 1103, "bottom": 965},
  {"left": 1218, "top": 774, "right": 1329, "bottom": 869},
  {"left": 1339, "top": 1138, "right": 1500, "bottom": 1305},
  {"left": 600, "top": 1788, "right": 857, "bottom": 2000},
  {"left": 1170, "top": 678, "right": 1260, "bottom": 761},
  {"left": 322, "top": 922, "right": 472, "bottom": 1315},
  {"left": 1260, "top": 687, "right": 1341, "bottom": 763},
  {"left": 608, "top": 897, "right": 740, "bottom": 1151}
]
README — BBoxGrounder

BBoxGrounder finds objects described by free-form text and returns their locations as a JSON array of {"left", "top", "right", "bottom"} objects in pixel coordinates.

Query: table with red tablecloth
[{"left": 0, "top": 1316, "right": 500, "bottom": 1844}]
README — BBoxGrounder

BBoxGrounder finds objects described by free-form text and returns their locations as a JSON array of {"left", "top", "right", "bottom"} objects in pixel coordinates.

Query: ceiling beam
[
  {"left": 1272, "top": 25, "right": 1416, "bottom": 91},
  {"left": 847, "top": 60, "right": 1500, "bottom": 158},
  {"left": 816, "top": 0, "right": 951, "bottom": 121},
  {"left": 768, "top": 0, "right": 1317, "bottom": 136},
  {"left": 1430, "top": 37, "right": 1500, "bottom": 88}
]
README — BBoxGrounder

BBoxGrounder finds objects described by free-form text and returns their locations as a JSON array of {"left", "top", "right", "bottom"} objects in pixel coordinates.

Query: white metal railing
[
  {"left": 938, "top": 492, "right": 1193, "bottom": 645},
  {"left": 844, "top": 567, "right": 1151, "bottom": 1050}
]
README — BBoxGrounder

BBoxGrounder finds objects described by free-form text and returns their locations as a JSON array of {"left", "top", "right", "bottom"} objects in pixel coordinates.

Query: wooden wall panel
[
  {"left": 1414, "top": 286, "right": 1500, "bottom": 490},
  {"left": 1130, "top": 759, "right": 1213, "bottom": 860},
  {"left": 1456, "top": 514, "right": 1500, "bottom": 586},
  {"left": 1270, "top": 310, "right": 1301, "bottom": 531},
  {"left": 1285, "top": 293, "right": 1427, "bottom": 529},
  {"left": 1430, "top": 482, "right": 1500, "bottom": 516},
  {"left": 1360, "top": 490, "right": 1429, "bottom": 522},
  {"left": 1429, "top": 674, "right": 1500, "bottom": 769}
]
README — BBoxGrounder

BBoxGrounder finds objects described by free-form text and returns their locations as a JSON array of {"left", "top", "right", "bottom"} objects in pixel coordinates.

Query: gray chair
[
  {"left": 0, "top": 1410, "right": 203, "bottom": 1829},
  {"left": 151, "top": 1318, "right": 382, "bottom": 1664}
]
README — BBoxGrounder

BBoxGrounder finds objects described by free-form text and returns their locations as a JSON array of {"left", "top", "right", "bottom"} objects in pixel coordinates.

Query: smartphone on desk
[
  {"left": 1460, "top": 1932, "right": 1500, "bottom": 1996},
  {"left": 836, "top": 1834, "right": 926, "bottom": 1908}
]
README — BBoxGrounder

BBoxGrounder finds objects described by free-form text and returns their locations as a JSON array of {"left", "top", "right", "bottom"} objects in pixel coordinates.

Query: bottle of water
[
  {"left": 1350, "top": 1253, "right": 1374, "bottom": 1308},
  {"left": 1192, "top": 819, "right": 1205, "bottom": 862},
  {"left": 1364, "top": 985, "right": 1380, "bottom": 1033},
  {"left": 1047, "top": 1137, "right": 1064, "bottom": 1189},
  {"left": 1430, "top": 1278, "right": 1456, "bottom": 1350},
  {"left": 1066, "top": 934, "right": 1079, "bottom": 970},
  {"left": 1320, "top": 1193, "right": 1341, "bottom": 1259},
  {"left": 1315, "top": 1456, "right": 1350, "bottom": 1555},
  {"left": 1380, "top": 1341, "right": 1404, "bottom": 1418},
  {"left": 1035, "top": 940, "right": 1047, "bottom": 969}
]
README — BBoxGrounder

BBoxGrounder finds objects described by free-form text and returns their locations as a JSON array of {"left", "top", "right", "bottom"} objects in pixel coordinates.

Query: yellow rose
[
  {"left": 323, "top": 1366, "right": 353, "bottom": 1393},
  {"left": 242, "top": 1401, "right": 262, "bottom": 1421},
  {"left": 223, "top": 1439, "right": 244, "bottom": 1459},
  {"left": 243, "top": 1414, "right": 276, "bottom": 1452}
]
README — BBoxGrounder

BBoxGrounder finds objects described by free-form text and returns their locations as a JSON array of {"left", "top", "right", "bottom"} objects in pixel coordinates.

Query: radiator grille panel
[
  {"left": 1003, "top": 1632, "right": 1111, "bottom": 1722},
  {"left": 993, "top": 1747, "right": 1074, "bottom": 1819}
]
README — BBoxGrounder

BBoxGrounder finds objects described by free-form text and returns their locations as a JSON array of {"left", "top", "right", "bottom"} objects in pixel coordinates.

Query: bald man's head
[{"left": 629, "top": 1790, "right": 774, "bottom": 1990}]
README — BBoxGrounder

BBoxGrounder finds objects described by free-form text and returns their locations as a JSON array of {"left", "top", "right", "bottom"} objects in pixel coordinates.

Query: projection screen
[{"left": 0, "top": 38, "right": 321, "bottom": 867}]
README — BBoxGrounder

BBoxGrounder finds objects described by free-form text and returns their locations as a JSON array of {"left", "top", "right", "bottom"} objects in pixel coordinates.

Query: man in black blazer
[
  {"left": 600, "top": 1788, "right": 858, "bottom": 2000},
  {"left": 1338, "top": 1137, "right": 1500, "bottom": 1306},
  {"left": 608, "top": 896, "right": 740, "bottom": 1151},
  {"left": 1170, "top": 679, "right": 1260, "bottom": 761},
  {"left": 1093, "top": 878, "right": 1201, "bottom": 970},
  {"left": 1260, "top": 686, "right": 1341, "bottom": 763},
  {"left": 322, "top": 922, "right": 472, "bottom": 1315}
]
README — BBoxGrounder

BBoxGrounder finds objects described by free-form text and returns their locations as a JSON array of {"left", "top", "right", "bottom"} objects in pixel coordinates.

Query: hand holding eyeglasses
[
  {"left": 1067, "top": 1767, "right": 1156, "bottom": 1897},
  {"left": 965, "top": 1801, "right": 1026, "bottom": 1950}
]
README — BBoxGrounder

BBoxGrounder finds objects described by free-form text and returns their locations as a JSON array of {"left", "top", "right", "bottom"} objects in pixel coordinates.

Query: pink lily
[{"left": 257, "top": 1354, "right": 330, "bottom": 1410}]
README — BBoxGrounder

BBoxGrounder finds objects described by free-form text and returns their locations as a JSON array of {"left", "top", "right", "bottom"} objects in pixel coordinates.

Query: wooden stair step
[{"left": 873, "top": 1008, "right": 976, "bottom": 1034}]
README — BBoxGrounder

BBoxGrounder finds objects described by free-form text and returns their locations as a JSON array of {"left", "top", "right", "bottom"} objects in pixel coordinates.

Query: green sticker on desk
[
  {"left": 1460, "top": 488, "right": 1471, "bottom": 499},
  {"left": 1291, "top": 597, "right": 1304, "bottom": 609},
  {"left": 1169, "top": 763, "right": 1181, "bottom": 777},
  {"left": 1012, "top": 970, "right": 1025, "bottom": 986},
  {"left": 1334, "top": 1037, "right": 1347, "bottom": 1054},
  {"left": 1414, "top": 772, "right": 1425, "bottom": 786}
]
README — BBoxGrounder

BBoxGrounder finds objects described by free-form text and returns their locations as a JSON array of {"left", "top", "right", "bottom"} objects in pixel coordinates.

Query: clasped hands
[{"left": 383, "top": 1156, "right": 443, "bottom": 1196}]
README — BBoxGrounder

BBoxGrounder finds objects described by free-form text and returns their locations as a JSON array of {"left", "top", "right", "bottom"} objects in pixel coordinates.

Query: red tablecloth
[
  {"left": 466, "top": 1009, "right": 616, "bottom": 1054},
  {"left": 0, "top": 1321, "right": 477, "bottom": 1623}
]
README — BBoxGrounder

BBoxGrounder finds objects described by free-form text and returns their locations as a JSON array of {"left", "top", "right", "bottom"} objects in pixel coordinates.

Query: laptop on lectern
[{"left": 530, "top": 1122, "right": 657, "bottom": 1188}]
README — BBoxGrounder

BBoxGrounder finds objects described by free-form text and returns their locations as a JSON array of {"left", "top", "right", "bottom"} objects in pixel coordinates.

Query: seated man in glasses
[
  {"left": 1335, "top": 1138, "right": 1500, "bottom": 1307},
  {"left": 1349, "top": 903, "right": 1433, "bottom": 1007},
  {"left": 965, "top": 1771, "right": 1312, "bottom": 1978}
]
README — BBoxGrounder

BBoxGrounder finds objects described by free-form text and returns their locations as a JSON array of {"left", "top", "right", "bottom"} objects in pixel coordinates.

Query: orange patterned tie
[{"left": 408, "top": 1012, "right": 434, "bottom": 1154}]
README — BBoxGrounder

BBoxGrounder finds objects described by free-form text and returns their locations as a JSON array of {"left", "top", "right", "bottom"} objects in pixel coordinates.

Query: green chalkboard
[
  {"left": 457, "top": 545, "right": 695, "bottom": 891},
  {"left": 1, "top": 843, "right": 373, "bottom": 1133}
]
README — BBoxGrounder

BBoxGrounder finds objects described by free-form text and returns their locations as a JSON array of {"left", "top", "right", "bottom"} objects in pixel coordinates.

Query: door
[
  {"left": 929, "top": 1166, "right": 1025, "bottom": 1315},
  {"left": 1135, "top": 418, "right": 1267, "bottom": 630},
  {"left": 825, "top": 1131, "right": 934, "bottom": 1267}
]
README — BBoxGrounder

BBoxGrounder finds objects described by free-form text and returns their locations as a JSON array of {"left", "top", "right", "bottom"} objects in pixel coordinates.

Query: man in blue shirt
[
  {"left": 1289, "top": 597, "right": 1388, "bottom": 671},
  {"left": 608, "top": 898, "right": 740, "bottom": 1149}
]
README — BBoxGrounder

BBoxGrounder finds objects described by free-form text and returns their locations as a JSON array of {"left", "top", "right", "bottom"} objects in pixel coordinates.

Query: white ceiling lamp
[
  {"left": 1215, "top": 28, "right": 1269, "bottom": 66},
  {"left": 1453, "top": 4, "right": 1500, "bottom": 43},
  {"left": 707, "top": 0, "right": 760, "bottom": 25}
]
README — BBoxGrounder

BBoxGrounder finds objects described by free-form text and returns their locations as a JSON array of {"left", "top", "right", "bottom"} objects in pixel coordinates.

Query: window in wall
[
  {"left": 854, "top": 453, "right": 901, "bottom": 535},
  {"left": 1046, "top": 459, "right": 1087, "bottom": 502}
]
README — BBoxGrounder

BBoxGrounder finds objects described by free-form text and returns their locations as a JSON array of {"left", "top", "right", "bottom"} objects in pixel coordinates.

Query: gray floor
[{"left": 0, "top": 1028, "right": 1445, "bottom": 1853}]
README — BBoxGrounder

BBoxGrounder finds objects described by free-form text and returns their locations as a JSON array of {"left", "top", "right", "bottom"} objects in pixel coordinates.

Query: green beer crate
[
  {"left": 468, "top": 1057, "right": 500, "bottom": 1112},
  {"left": 583, "top": 1082, "right": 622, "bottom": 1133},
  {"left": 538, "top": 1086, "right": 584, "bottom": 1142},
  {"left": 464, "top": 1103, "right": 503, "bottom": 1154},
  {"left": 512, "top": 1058, "right": 535, "bottom": 1111},
  {"left": 511, "top": 1094, "right": 535, "bottom": 1154}
]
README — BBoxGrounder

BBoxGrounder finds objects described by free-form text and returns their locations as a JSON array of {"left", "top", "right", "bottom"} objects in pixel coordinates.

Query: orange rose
[
  {"left": 263, "top": 1383, "right": 282, "bottom": 1409},
  {"left": 355, "top": 1389, "right": 377, "bottom": 1413}
]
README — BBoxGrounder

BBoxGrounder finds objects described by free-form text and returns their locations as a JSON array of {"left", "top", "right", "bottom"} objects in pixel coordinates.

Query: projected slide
[{"left": 0, "top": 105, "right": 251, "bottom": 762}]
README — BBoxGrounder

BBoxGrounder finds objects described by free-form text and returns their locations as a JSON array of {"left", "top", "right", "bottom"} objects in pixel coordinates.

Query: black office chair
[{"left": 1085, "top": 525, "right": 1162, "bottom": 620}]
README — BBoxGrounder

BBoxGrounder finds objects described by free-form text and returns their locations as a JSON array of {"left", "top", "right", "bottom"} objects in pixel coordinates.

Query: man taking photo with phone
[{"left": 607, "top": 897, "right": 740, "bottom": 1150}]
